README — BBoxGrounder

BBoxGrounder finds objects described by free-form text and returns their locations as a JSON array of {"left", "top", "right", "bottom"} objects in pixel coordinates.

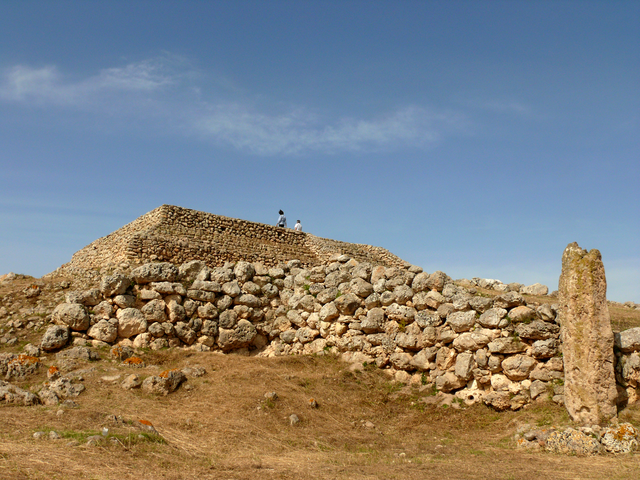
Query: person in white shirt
[
  {"left": 294, "top": 220, "right": 302, "bottom": 232},
  {"left": 276, "top": 210, "right": 287, "bottom": 227}
]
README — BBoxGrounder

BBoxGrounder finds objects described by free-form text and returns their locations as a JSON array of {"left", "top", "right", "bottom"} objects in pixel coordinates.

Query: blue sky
[{"left": 0, "top": 1, "right": 638, "bottom": 302}]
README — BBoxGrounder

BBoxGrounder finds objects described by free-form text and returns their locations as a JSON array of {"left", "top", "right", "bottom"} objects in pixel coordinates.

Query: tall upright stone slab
[{"left": 558, "top": 242, "right": 618, "bottom": 425}]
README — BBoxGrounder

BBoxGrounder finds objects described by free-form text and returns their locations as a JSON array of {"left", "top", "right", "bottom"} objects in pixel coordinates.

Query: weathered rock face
[
  {"left": 100, "top": 272, "right": 131, "bottom": 297},
  {"left": 558, "top": 242, "right": 618, "bottom": 425},
  {"left": 0, "top": 380, "right": 40, "bottom": 405},
  {"left": 142, "top": 369, "right": 186, "bottom": 395},
  {"left": 40, "top": 325, "right": 70, "bottom": 351},
  {"left": 52, "top": 303, "right": 90, "bottom": 331},
  {"left": 87, "top": 320, "right": 118, "bottom": 343}
]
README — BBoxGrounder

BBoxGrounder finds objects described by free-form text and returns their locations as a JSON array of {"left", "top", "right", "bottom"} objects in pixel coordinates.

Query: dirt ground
[{"left": 2, "top": 351, "right": 640, "bottom": 480}]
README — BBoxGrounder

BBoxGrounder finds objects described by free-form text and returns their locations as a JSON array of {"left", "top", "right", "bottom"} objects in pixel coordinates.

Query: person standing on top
[
  {"left": 294, "top": 220, "right": 302, "bottom": 232},
  {"left": 276, "top": 210, "right": 287, "bottom": 228}
]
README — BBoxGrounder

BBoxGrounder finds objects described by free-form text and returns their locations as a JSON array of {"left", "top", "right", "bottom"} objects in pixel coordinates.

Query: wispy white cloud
[
  {"left": 193, "top": 104, "right": 463, "bottom": 155},
  {"left": 0, "top": 57, "right": 179, "bottom": 106},
  {"left": 0, "top": 56, "right": 466, "bottom": 155}
]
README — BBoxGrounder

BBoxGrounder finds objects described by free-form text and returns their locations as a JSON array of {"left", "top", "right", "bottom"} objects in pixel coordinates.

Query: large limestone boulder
[
  {"left": 454, "top": 352, "right": 475, "bottom": 380},
  {"left": 599, "top": 423, "right": 639, "bottom": 453},
  {"left": 520, "top": 283, "right": 549, "bottom": 296},
  {"left": 558, "top": 242, "right": 618, "bottom": 425},
  {"left": 142, "top": 369, "right": 186, "bottom": 395},
  {"left": 100, "top": 272, "right": 131, "bottom": 297},
  {"left": 116, "top": 308, "right": 148, "bottom": 338},
  {"left": 615, "top": 328, "right": 640, "bottom": 353},
  {"left": 217, "top": 320, "right": 257, "bottom": 351},
  {"left": 508, "top": 306, "right": 536, "bottom": 323},
  {"left": 452, "top": 331, "right": 492, "bottom": 351},
  {"left": 350, "top": 278, "right": 374, "bottom": 298},
  {"left": 334, "top": 293, "right": 361, "bottom": 315},
  {"left": 446, "top": 311, "right": 476, "bottom": 333},
  {"left": 52, "top": 303, "right": 90, "bottom": 331},
  {"left": 141, "top": 299, "right": 167, "bottom": 323},
  {"left": 361, "top": 308, "right": 385, "bottom": 333},
  {"left": 40, "top": 325, "right": 70, "bottom": 351},
  {"left": 131, "top": 262, "right": 178, "bottom": 284},
  {"left": 477, "top": 308, "right": 508, "bottom": 329},
  {"left": 501, "top": 355, "right": 537, "bottom": 381},
  {"left": 174, "top": 322, "right": 196, "bottom": 345},
  {"left": 39, "top": 377, "right": 85, "bottom": 405},
  {"left": 545, "top": 429, "right": 601, "bottom": 455},
  {"left": 426, "top": 271, "right": 448, "bottom": 292},
  {"left": 191, "top": 280, "right": 221, "bottom": 293},
  {"left": 482, "top": 391, "right": 511, "bottom": 411},
  {"left": 65, "top": 289, "right": 102, "bottom": 306},
  {"left": 179, "top": 260, "right": 206, "bottom": 282},
  {"left": 234, "top": 261, "right": 255, "bottom": 283},
  {"left": 531, "top": 339, "right": 560, "bottom": 359},
  {"left": 435, "top": 372, "right": 466, "bottom": 392},
  {"left": 87, "top": 320, "right": 118, "bottom": 343},
  {"left": 487, "top": 337, "right": 527, "bottom": 354},
  {"left": 515, "top": 321, "right": 559, "bottom": 340}
]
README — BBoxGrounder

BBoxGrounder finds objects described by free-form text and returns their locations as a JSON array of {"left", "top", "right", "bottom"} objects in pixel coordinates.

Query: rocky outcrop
[
  {"left": 40, "top": 325, "right": 70, "bottom": 351},
  {"left": 0, "top": 380, "right": 40, "bottom": 405},
  {"left": 558, "top": 242, "right": 618, "bottom": 425},
  {"left": 142, "top": 369, "right": 186, "bottom": 395}
]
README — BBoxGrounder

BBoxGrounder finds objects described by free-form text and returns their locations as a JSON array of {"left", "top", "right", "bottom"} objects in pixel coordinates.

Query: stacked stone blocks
[{"left": 60, "top": 205, "right": 407, "bottom": 274}]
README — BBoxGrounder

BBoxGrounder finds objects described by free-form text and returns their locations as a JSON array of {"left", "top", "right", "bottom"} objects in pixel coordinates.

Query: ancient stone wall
[
  {"left": 59, "top": 205, "right": 406, "bottom": 275},
  {"left": 44, "top": 257, "right": 571, "bottom": 411},
  {"left": 42, "top": 209, "right": 640, "bottom": 414}
]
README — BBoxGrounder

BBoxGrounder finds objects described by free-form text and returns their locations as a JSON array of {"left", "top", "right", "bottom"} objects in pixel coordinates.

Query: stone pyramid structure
[{"left": 58, "top": 205, "right": 408, "bottom": 274}]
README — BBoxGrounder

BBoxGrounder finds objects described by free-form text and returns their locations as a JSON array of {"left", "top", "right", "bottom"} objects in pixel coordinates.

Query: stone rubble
[{"left": 516, "top": 422, "right": 638, "bottom": 455}]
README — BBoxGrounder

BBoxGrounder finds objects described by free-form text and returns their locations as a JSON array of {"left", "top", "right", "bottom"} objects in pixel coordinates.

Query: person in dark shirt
[{"left": 276, "top": 210, "right": 287, "bottom": 227}]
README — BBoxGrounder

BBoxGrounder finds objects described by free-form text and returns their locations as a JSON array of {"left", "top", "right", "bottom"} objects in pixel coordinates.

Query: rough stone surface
[
  {"left": 39, "top": 377, "right": 85, "bottom": 405},
  {"left": 141, "top": 299, "right": 167, "bottom": 323},
  {"left": 521, "top": 283, "right": 549, "bottom": 296},
  {"left": 545, "top": 428, "right": 601, "bottom": 456},
  {"left": 217, "top": 320, "right": 257, "bottom": 351},
  {"left": 100, "top": 272, "right": 131, "bottom": 296},
  {"left": 131, "top": 262, "right": 179, "bottom": 284},
  {"left": 501, "top": 355, "right": 537, "bottom": 381},
  {"left": 142, "top": 369, "right": 186, "bottom": 395},
  {"left": 615, "top": 328, "right": 640, "bottom": 353},
  {"left": 87, "top": 320, "right": 118, "bottom": 343},
  {"left": 41, "top": 325, "right": 71, "bottom": 351},
  {"left": 52, "top": 303, "right": 90, "bottom": 331},
  {"left": 0, "top": 380, "right": 40, "bottom": 405},
  {"left": 446, "top": 311, "right": 476, "bottom": 333},
  {"left": 599, "top": 423, "right": 638, "bottom": 453},
  {"left": 116, "top": 308, "right": 148, "bottom": 338},
  {"left": 558, "top": 242, "right": 618, "bottom": 425}
]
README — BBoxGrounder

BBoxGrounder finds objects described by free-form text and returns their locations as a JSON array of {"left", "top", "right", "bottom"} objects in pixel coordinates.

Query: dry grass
[{"left": 2, "top": 352, "right": 640, "bottom": 480}]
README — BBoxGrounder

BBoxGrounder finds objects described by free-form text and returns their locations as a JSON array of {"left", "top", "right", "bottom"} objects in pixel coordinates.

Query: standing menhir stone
[{"left": 558, "top": 242, "right": 618, "bottom": 425}]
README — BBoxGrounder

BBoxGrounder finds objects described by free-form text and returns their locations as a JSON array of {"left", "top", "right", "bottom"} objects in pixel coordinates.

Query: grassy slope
[{"left": 1, "top": 351, "right": 640, "bottom": 480}]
